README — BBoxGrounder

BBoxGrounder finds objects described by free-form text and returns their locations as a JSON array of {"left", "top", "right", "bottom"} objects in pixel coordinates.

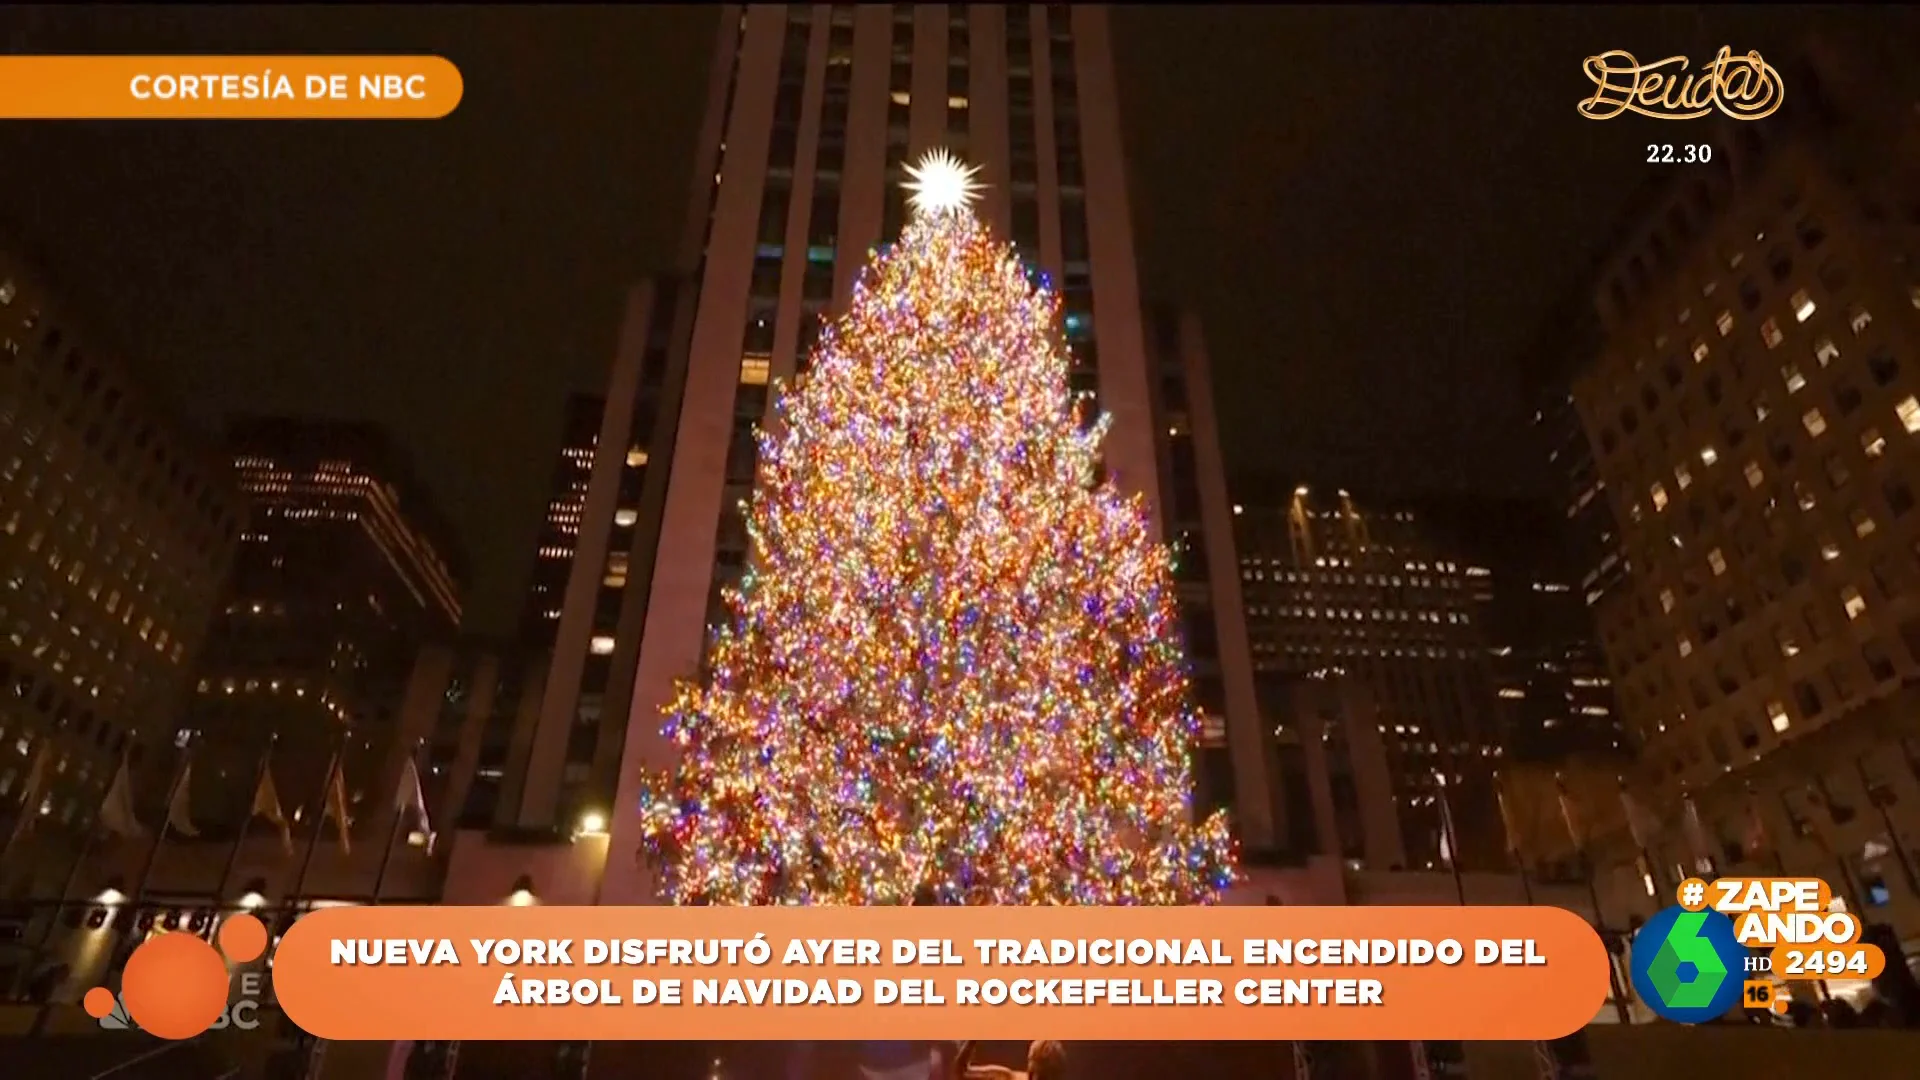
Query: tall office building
[
  {"left": 1232, "top": 487, "right": 1507, "bottom": 869},
  {"left": 453, "top": 4, "right": 1269, "bottom": 905},
  {"left": 0, "top": 242, "right": 242, "bottom": 883},
  {"left": 181, "top": 418, "right": 469, "bottom": 836},
  {"left": 519, "top": 394, "right": 607, "bottom": 648},
  {"left": 1569, "top": 44, "right": 1920, "bottom": 910}
]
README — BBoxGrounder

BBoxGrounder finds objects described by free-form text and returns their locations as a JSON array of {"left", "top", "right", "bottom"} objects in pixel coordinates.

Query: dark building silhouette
[{"left": 179, "top": 417, "right": 469, "bottom": 840}]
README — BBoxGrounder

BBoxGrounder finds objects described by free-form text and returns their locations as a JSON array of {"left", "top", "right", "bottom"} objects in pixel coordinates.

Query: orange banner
[
  {"left": 0, "top": 56, "right": 462, "bottom": 118},
  {"left": 267, "top": 905, "right": 1609, "bottom": 1041}
]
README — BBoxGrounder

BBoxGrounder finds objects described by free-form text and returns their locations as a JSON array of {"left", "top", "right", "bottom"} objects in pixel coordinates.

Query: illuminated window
[
  {"left": 1841, "top": 585, "right": 1867, "bottom": 620},
  {"left": 1761, "top": 318, "right": 1785, "bottom": 349},
  {"left": 1650, "top": 482, "right": 1669, "bottom": 511},
  {"left": 740, "top": 357, "right": 770, "bottom": 386},
  {"left": 1850, "top": 307, "right": 1873, "bottom": 335},
  {"left": 1660, "top": 588, "right": 1675, "bottom": 612},
  {"left": 1716, "top": 310, "right": 1735, "bottom": 336},
  {"left": 1862, "top": 429, "right": 1887, "bottom": 458},
  {"left": 1776, "top": 629, "right": 1800, "bottom": 657},
  {"left": 1699, "top": 445, "right": 1718, "bottom": 466},
  {"left": 613, "top": 508, "right": 639, "bottom": 527},
  {"left": 1791, "top": 290, "right": 1816, "bottom": 322},
  {"left": 1815, "top": 337, "right": 1840, "bottom": 367},
  {"left": 1678, "top": 637, "right": 1694, "bottom": 658},
  {"left": 1692, "top": 339, "right": 1710, "bottom": 363},
  {"left": 1744, "top": 461, "right": 1764, "bottom": 488},
  {"left": 589, "top": 635, "right": 616, "bottom": 655},
  {"left": 626, "top": 448, "right": 649, "bottom": 468},
  {"left": 603, "top": 552, "right": 629, "bottom": 588},
  {"left": 1898, "top": 396, "right": 1920, "bottom": 434},
  {"left": 1708, "top": 548, "right": 1727, "bottom": 575},
  {"left": 1768, "top": 700, "right": 1790, "bottom": 733},
  {"left": 1803, "top": 408, "right": 1828, "bottom": 437},
  {"left": 1851, "top": 508, "right": 1876, "bottom": 538},
  {"left": 1821, "top": 538, "right": 1841, "bottom": 561},
  {"left": 1781, "top": 363, "right": 1806, "bottom": 393},
  {"left": 1675, "top": 464, "right": 1693, "bottom": 490}
]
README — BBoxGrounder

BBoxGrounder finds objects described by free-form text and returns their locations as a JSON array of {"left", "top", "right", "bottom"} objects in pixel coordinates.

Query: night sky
[{"left": 0, "top": 5, "right": 1902, "bottom": 634}]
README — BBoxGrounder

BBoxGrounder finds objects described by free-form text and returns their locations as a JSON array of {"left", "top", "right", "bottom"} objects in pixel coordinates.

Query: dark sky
[{"left": 0, "top": 5, "right": 1904, "bottom": 634}]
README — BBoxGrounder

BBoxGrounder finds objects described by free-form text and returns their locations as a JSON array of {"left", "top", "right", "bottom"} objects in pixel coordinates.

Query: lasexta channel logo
[
  {"left": 83, "top": 911, "right": 271, "bottom": 1039},
  {"left": 1628, "top": 904, "right": 1745, "bottom": 1023}
]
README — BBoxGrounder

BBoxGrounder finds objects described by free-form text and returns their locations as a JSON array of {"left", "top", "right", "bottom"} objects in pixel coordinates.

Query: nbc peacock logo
[{"left": 84, "top": 911, "right": 272, "bottom": 1039}]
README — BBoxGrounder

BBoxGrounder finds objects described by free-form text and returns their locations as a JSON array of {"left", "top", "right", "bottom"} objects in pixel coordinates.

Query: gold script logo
[{"left": 1578, "top": 47, "right": 1784, "bottom": 121}]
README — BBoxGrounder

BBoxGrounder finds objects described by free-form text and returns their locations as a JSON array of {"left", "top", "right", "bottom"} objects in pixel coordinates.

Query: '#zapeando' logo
[
  {"left": 83, "top": 911, "right": 271, "bottom": 1039},
  {"left": 1628, "top": 904, "right": 1746, "bottom": 1023}
]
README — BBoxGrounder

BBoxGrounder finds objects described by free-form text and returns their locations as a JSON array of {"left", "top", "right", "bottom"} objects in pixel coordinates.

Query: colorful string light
[{"left": 636, "top": 169, "right": 1237, "bottom": 905}]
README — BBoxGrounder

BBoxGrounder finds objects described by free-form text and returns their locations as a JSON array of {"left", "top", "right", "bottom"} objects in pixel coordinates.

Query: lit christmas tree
[{"left": 637, "top": 151, "right": 1236, "bottom": 905}]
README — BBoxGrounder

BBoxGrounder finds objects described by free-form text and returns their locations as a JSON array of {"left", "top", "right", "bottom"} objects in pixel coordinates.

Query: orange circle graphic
[
  {"left": 82, "top": 985, "right": 117, "bottom": 1019},
  {"left": 219, "top": 913, "right": 268, "bottom": 963},
  {"left": 120, "top": 932, "right": 230, "bottom": 1039}
]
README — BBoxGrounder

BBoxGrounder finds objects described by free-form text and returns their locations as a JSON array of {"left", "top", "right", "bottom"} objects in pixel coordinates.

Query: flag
[
  {"left": 5, "top": 742, "right": 53, "bottom": 847},
  {"left": 1494, "top": 773, "right": 1523, "bottom": 859},
  {"left": 1554, "top": 771, "right": 1586, "bottom": 854},
  {"left": 1434, "top": 772, "right": 1460, "bottom": 868},
  {"left": 252, "top": 765, "right": 293, "bottom": 854},
  {"left": 1680, "top": 793, "right": 1714, "bottom": 875},
  {"left": 98, "top": 760, "right": 145, "bottom": 840},
  {"left": 394, "top": 755, "right": 432, "bottom": 854},
  {"left": 324, "top": 762, "right": 352, "bottom": 856},
  {"left": 166, "top": 764, "right": 199, "bottom": 838},
  {"left": 1619, "top": 781, "right": 1660, "bottom": 852}
]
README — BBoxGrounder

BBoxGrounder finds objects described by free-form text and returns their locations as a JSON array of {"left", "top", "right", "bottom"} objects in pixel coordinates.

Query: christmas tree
[{"left": 637, "top": 151, "right": 1236, "bottom": 905}]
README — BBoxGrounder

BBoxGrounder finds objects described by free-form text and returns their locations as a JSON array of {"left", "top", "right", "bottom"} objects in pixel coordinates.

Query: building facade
[
  {"left": 1569, "top": 47, "right": 1920, "bottom": 942},
  {"left": 450, "top": 3, "right": 1268, "bottom": 905},
  {"left": 520, "top": 394, "right": 607, "bottom": 649},
  {"left": 179, "top": 418, "right": 469, "bottom": 843},
  {"left": 1232, "top": 488, "right": 1507, "bottom": 870},
  {"left": 0, "top": 243, "right": 242, "bottom": 889}
]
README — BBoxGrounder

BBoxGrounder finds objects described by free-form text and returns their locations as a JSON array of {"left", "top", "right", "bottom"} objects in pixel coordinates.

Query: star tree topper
[{"left": 902, "top": 149, "right": 984, "bottom": 218}]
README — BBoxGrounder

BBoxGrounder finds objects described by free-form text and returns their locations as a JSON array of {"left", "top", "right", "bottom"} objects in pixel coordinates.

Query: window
[
  {"left": 1744, "top": 461, "right": 1764, "bottom": 488},
  {"left": 1862, "top": 428, "right": 1887, "bottom": 458},
  {"left": 1791, "top": 290, "right": 1817, "bottom": 323},
  {"left": 1850, "top": 307, "right": 1873, "bottom": 335},
  {"left": 1650, "top": 482, "right": 1669, "bottom": 511},
  {"left": 1867, "top": 349, "right": 1899, "bottom": 387},
  {"left": 1803, "top": 408, "right": 1828, "bottom": 437},
  {"left": 1841, "top": 585, "right": 1868, "bottom": 620},
  {"left": 1675, "top": 463, "right": 1693, "bottom": 489},
  {"left": 1716, "top": 310, "right": 1735, "bottom": 336},
  {"left": 1851, "top": 507, "right": 1876, "bottom": 538},
  {"left": 1825, "top": 454, "right": 1851, "bottom": 490},
  {"left": 1776, "top": 627, "right": 1800, "bottom": 658},
  {"left": 1782, "top": 363, "right": 1806, "bottom": 393},
  {"left": 740, "top": 356, "right": 770, "bottom": 386},
  {"left": 1678, "top": 637, "right": 1694, "bottom": 658},
  {"left": 613, "top": 508, "right": 638, "bottom": 528},
  {"left": 1886, "top": 478, "right": 1915, "bottom": 517},
  {"left": 1768, "top": 700, "right": 1790, "bottom": 733},
  {"left": 1660, "top": 588, "right": 1675, "bottom": 613},
  {"left": 589, "top": 635, "right": 616, "bottom": 656},
  {"left": 1814, "top": 337, "right": 1840, "bottom": 367},
  {"left": 1898, "top": 396, "right": 1920, "bottom": 434},
  {"left": 1761, "top": 317, "right": 1785, "bottom": 349},
  {"left": 1699, "top": 445, "right": 1718, "bottom": 466},
  {"left": 1708, "top": 548, "right": 1727, "bottom": 575}
]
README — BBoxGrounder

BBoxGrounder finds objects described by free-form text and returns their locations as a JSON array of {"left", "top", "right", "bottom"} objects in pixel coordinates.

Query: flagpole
[
  {"left": 127, "top": 737, "right": 194, "bottom": 917},
  {"left": 289, "top": 745, "right": 343, "bottom": 913},
  {"left": 1855, "top": 754, "right": 1920, "bottom": 897},
  {"left": 1435, "top": 771, "right": 1467, "bottom": 905},
  {"left": 369, "top": 740, "right": 423, "bottom": 905},
  {"left": 9, "top": 787, "right": 104, "bottom": 1005},
  {"left": 215, "top": 734, "right": 278, "bottom": 904}
]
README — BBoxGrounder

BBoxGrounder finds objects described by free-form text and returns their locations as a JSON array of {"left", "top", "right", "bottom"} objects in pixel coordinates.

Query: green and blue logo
[{"left": 1628, "top": 904, "right": 1745, "bottom": 1023}]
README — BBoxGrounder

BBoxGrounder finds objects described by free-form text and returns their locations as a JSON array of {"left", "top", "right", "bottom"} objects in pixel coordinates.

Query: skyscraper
[
  {"left": 520, "top": 393, "right": 608, "bottom": 648},
  {"left": 1569, "top": 44, "right": 1920, "bottom": 895},
  {"left": 453, "top": 4, "right": 1268, "bottom": 905},
  {"left": 183, "top": 417, "right": 469, "bottom": 832},
  {"left": 0, "top": 241, "right": 242, "bottom": 878}
]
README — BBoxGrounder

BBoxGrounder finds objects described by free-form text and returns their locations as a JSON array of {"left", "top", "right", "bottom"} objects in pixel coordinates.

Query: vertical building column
[
  {"left": 517, "top": 286, "right": 658, "bottom": 830},
  {"left": 967, "top": 4, "right": 1012, "bottom": 237}
]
